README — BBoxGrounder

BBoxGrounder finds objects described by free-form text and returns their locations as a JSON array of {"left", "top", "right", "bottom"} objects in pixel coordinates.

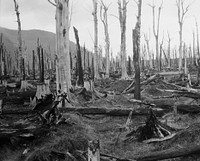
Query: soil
[{"left": 1, "top": 77, "right": 200, "bottom": 161}]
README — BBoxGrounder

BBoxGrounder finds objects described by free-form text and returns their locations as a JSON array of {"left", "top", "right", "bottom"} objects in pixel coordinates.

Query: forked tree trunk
[
  {"left": 176, "top": 0, "right": 190, "bottom": 72},
  {"left": 149, "top": 2, "right": 162, "bottom": 71},
  {"left": 100, "top": 1, "right": 110, "bottom": 78}
]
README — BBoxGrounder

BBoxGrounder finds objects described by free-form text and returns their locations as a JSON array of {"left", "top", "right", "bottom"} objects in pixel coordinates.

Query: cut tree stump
[
  {"left": 30, "top": 82, "right": 51, "bottom": 107},
  {"left": 88, "top": 140, "right": 100, "bottom": 161},
  {"left": 18, "top": 80, "right": 34, "bottom": 92}
]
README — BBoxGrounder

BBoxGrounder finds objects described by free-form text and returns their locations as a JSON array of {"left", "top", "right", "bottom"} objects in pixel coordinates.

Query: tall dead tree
[
  {"left": 167, "top": 32, "right": 171, "bottom": 68},
  {"left": 118, "top": 0, "right": 128, "bottom": 79},
  {"left": 100, "top": 1, "right": 111, "bottom": 78},
  {"left": 176, "top": 0, "right": 190, "bottom": 72},
  {"left": 73, "top": 26, "right": 84, "bottom": 87},
  {"left": 144, "top": 33, "right": 153, "bottom": 69},
  {"left": 149, "top": 1, "right": 163, "bottom": 71},
  {"left": 133, "top": 0, "right": 142, "bottom": 100},
  {"left": 13, "top": 0, "right": 24, "bottom": 80},
  {"left": 32, "top": 50, "right": 35, "bottom": 80},
  {"left": 0, "top": 33, "right": 3, "bottom": 77},
  {"left": 48, "top": 0, "right": 71, "bottom": 103},
  {"left": 92, "top": 0, "right": 100, "bottom": 79},
  {"left": 195, "top": 20, "right": 200, "bottom": 84}
]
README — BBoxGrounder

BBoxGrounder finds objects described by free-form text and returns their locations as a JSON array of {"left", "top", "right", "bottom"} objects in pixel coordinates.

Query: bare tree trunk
[
  {"left": 100, "top": 1, "right": 110, "bottom": 78},
  {"left": 13, "top": 0, "right": 24, "bottom": 80},
  {"left": 73, "top": 26, "right": 84, "bottom": 87},
  {"left": 195, "top": 20, "right": 200, "bottom": 84},
  {"left": 61, "top": 0, "right": 72, "bottom": 101},
  {"left": 133, "top": 0, "right": 142, "bottom": 100},
  {"left": 92, "top": 0, "right": 100, "bottom": 79},
  {"left": 176, "top": 0, "right": 190, "bottom": 72},
  {"left": 32, "top": 50, "right": 35, "bottom": 80},
  {"left": 118, "top": 0, "right": 128, "bottom": 79},
  {"left": 167, "top": 32, "right": 171, "bottom": 68},
  {"left": 149, "top": 1, "right": 162, "bottom": 71},
  {"left": 41, "top": 48, "right": 45, "bottom": 83}
]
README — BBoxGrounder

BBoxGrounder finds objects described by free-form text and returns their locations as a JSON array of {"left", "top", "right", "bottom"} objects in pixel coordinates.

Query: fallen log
[
  {"left": 59, "top": 106, "right": 169, "bottom": 117},
  {"left": 134, "top": 144, "right": 200, "bottom": 161},
  {"left": 156, "top": 88, "right": 200, "bottom": 99},
  {"left": 124, "top": 74, "right": 160, "bottom": 94}
]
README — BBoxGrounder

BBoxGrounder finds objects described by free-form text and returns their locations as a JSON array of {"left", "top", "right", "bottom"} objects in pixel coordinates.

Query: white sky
[{"left": 0, "top": 0, "right": 199, "bottom": 57}]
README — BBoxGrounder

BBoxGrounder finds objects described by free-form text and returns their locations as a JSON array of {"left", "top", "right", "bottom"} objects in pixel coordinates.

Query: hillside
[{"left": 0, "top": 26, "right": 77, "bottom": 57}]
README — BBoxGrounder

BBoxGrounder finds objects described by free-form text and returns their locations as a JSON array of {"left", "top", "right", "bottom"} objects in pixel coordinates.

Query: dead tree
[
  {"left": 100, "top": 1, "right": 111, "bottom": 78},
  {"left": 92, "top": 0, "right": 100, "bottom": 79},
  {"left": 167, "top": 32, "right": 171, "bottom": 68},
  {"left": 48, "top": 0, "right": 72, "bottom": 102},
  {"left": 13, "top": 0, "right": 24, "bottom": 80},
  {"left": 127, "top": 56, "right": 131, "bottom": 75},
  {"left": 176, "top": 0, "right": 190, "bottom": 72},
  {"left": 118, "top": 0, "right": 128, "bottom": 79},
  {"left": 149, "top": 1, "right": 163, "bottom": 71},
  {"left": 133, "top": 0, "right": 142, "bottom": 100},
  {"left": 0, "top": 34, "right": 4, "bottom": 77},
  {"left": 73, "top": 26, "right": 84, "bottom": 87},
  {"left": 41, "top": 48, "right": 45, "bottom": 83},
  {"left": 195, "top": 20, "right": 200, "bottom": 84},
  {"left": 144, "top": 33, "right": 153, "bottom": 69}
]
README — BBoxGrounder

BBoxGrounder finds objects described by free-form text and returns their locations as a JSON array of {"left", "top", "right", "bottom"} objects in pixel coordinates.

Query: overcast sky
[{"left": 0, "top": 0, "right": 199, "bottom": 56}]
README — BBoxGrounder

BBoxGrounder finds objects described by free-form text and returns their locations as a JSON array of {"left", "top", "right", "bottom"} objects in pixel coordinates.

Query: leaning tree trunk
[{"left": 73, "top": 26, "right": 84, "bottom": 87}]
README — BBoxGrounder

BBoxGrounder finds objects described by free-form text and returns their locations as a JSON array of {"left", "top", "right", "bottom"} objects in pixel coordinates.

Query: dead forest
[{"left": 1, "top": 0, "right": 200, "bottom": 161}]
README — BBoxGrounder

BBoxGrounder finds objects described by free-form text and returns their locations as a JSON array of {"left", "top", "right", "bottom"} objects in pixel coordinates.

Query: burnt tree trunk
[
  {"left": 37, "top": 39, "right": 41, "bottom": 81},
  {"left": 32, "top": 50, "right": 35, "bottom": 80},
  {"left": 22, "top": 58, "right": 25, "bottom": 80},
  {"left": 41, "top": 48, "right": 44, "bottom": 83},
  {"left": 73, "top": 26, "right": 84, "bottom": 87},
  {"left": 13, "top": 0, "right": 24, "bottom": 80},
  {"left": 127, "top": 56, "right": 131, "bottom": 75}
]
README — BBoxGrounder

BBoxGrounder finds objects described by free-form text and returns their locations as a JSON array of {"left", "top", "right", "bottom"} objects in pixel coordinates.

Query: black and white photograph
[{"left": 0, "top": 0, "right": 200, "bottom": 160}]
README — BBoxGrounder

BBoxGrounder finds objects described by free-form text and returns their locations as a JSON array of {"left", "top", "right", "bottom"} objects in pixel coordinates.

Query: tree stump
[
  {"left": 88, "top": 140, "right": 100, "bottom": 161},
  {"left": 19, "top": 80, "right": 34, "bottom": 92},
  {"left": 30, "top": 82, "right": 51, "bottom": 107}
]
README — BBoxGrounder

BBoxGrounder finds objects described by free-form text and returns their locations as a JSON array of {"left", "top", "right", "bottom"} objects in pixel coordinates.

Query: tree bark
[
  {"left": 73, "top": 26, "right": 84, "bottom": 87},
  {"left": 118, "top": 0, "right": 128, "bottom": 79},
  {"left": 32, "top": 50, "right": 35, "bottom": 80},
  {"left": 133, "top": 0, "right": 142, "bottom": 100},
  {"left": 13, "top": 0, "right": 24, "bottom": 80},
  {"left": 100, "top": 1, "right": 110, "bottom": 78},
  {"left": 59, "top": 106, "right": 168, "bottom": 117},
  {"left": 92, "top": 0, "right": 100, "bottom": 79}
]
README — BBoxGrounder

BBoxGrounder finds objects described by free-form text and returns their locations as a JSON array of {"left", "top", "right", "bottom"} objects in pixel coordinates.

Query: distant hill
[{"left": 0, "top": 26, "right": 77, "bottom": 58}]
